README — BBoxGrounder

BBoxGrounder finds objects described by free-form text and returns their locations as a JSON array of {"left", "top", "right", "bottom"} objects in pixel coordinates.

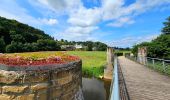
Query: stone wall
[
  {"left": 104, "top": 47, "right": 114, "bottom": 80},
  {"left": 137, "top": 47, "right": 147, "bottom": 65},
  {"left": 0, "top": 60, "right": 83, "bottom": 100}
]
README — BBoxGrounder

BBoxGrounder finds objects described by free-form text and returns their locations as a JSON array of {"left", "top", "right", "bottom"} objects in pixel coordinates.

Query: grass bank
[{"left": 67, "top": 51, "right": 106, "bottom": 78}]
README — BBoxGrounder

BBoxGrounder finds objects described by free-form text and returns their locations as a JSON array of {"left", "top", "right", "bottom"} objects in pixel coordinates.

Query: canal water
[{"left": 82, "top": 78, "right": 111, "bottom": 100}]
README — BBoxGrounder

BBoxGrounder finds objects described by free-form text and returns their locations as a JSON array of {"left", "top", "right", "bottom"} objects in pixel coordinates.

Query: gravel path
[{"left": 118, "top": 56, "right": 170, "bottom": 100}]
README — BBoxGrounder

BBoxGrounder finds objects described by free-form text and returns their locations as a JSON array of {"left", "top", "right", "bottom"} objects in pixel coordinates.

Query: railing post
[
  {"left": 162, "top": 60, "right": 166, "bottom": 73},
  {"left": 152, "top": 59, "right": 155, "bottom": 69},
  {"left": 146, "top": 57, "right": 148, "bottom": 66}
]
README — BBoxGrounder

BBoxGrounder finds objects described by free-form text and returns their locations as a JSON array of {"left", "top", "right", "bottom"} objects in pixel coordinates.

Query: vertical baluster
[
  {"left": 152, "top": 59, "right": 155, "bottom": 69},
  {"left": 162, "top": 60, "right": 166, "bottom": 73}
]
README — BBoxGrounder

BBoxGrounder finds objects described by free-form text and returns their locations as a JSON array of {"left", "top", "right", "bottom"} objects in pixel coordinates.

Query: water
[{"left": 82, "top": 78, "right": 111, "bottom": 100}]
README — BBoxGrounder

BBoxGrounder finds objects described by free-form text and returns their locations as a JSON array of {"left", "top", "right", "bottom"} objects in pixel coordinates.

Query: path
[{"left": 118, "top": 56, "right": 170, "bottom": 100}]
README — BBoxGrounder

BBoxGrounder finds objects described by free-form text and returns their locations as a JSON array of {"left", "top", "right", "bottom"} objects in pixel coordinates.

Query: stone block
[
  {"left": 2, "top": 85, "right": 28, "bottom": 93},
  {"left": 37, "top": 91, "right": 47, "bottom": 100},
  {"left": 31, "top": 83, "right": 48, "bottom": 92},
  {"left": 0, "top": 70, "right": 19, "bottom": 84},
  {"left": 0, "top": 94, "right": 15, "bottom": 100},
  {"left": 24, "top": 73, "right": 48, "bottom": 83},
  {"left": 51, "top": 87, "right": 62, "bottom": 98},
  {"left": 61, "top": 92, "right": 74, "bottom": 100},
  {"left": 53, "top": 71, "right": 69, "bottom": 80},
  {"left": 57, "top": 75, "right": 72, "bottom": 85},
  {"left": 17, "top": 94, "right": 34, "bottom": 100}
]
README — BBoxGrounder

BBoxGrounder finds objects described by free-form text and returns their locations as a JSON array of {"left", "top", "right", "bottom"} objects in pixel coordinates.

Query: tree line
[
  {"left": 0, "top": 16, "right": 107, "bottom": 53},
  {"left": 132, "top": 16, "right": 170, "bottom": 59}
]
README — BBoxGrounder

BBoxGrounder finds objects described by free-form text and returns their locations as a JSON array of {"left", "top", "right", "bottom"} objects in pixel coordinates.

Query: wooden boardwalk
[{"left": 118, "top": 56, "right": 170, "bottom": 100}]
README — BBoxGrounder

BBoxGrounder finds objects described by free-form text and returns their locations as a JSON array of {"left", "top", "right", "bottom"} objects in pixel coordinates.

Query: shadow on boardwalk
[{"left": 118, "top": 56, "right": 170, "bottom": 100}]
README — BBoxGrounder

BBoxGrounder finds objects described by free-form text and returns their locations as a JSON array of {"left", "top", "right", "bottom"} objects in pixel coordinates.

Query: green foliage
[
  {"left": 0, "top": 37, "right": 5, "bottom": 52},
  {"left": 58, "top": 39, "right": 107, "bottom": 51},
  {"left": 132, "top": 16, "right": 170, "bottom": 59},
  {"left": 6, "top": 42, "right": 24, "bottom": 53},
  {"left": 0, "top": 16, "right": 107, "bottom": 53},
  {"left": 0, "top": 16, "right": 61, "bottom": 53},
  {"left": 162, "top": 16, "right": 170, "bottom": 34},
  {"left": 37, "top": 39, "right": 61, "bottom": 51}
]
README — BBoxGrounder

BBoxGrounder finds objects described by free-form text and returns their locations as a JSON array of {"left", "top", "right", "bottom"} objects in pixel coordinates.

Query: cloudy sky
[{"left": 0, "top": 0, "right": 170, "bottom": 47}]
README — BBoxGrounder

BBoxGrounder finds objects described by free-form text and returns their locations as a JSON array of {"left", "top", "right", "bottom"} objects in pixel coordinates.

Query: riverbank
[{"left": 67, "top": 51, "right": 106, "bottom": 78}]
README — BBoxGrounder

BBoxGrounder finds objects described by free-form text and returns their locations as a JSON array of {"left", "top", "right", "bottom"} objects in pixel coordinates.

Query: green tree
[
  {"left": 6, "top": 42, "right": 24, "bottom": 53},
  {"left": 86, "top": 41, "right": 93, "bottom": 51},
  {"left": 37, "top": 39, "right": 61, "bottom": 51},
  {"left": 0, "top": 37, "right": 5, "bottom": 52},
  {"left": 162, "top": 16, "right": 170, "bottom": 34}
]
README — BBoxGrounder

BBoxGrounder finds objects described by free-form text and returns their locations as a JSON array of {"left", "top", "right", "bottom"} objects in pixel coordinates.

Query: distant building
[
  {"left": 74, "top": 44, "right": 83, "bottom": 49},
  {"left": 61, "top": 45, "right": 75, "bottom": 51}
]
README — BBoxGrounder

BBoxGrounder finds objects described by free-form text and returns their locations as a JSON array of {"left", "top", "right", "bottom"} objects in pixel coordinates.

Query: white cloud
[
  {"left": 33, "top": 0, "right": 170, "bottom": 41},
  {"left": 68, "top": 7, "right": 102, "bottom": 27},
  {"left": 0, "top": 0, "right": 59, "bottom": 28},
  {"left": 40, "top": 18, "right": 58, "bottom": 25},
  {"left": 1, "top": 0, "right": 170, "bottom": 43},
  {"left": 108, "top": 34, "right": 159, "bottom": 47},
  {"left": 107, "top": 17, "right": 135, "bottom": 27},
  {"left": 53, "top": 26, "right": 99, "bottom": 41}
]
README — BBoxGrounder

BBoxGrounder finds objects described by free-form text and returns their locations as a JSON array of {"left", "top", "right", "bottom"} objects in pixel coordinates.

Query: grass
[
  {"left": 67, "top": 51, "right": 106, "bottom": 78},
  {"left": 128, "top": 56, "right": 170, "bottom": 76},
  {"left": 147, "top": 59, "right": 170, "bottom": 75}
]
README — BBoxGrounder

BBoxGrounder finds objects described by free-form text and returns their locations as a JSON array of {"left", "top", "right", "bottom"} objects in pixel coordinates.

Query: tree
[
  {"left": 37, "top": 39, "right": 61, "bottom": 51},
  {"left": 0, "top": 37, "right": 5, "bottom": 52},
  {"left": 6, "top": 42, "right": 24, "bottom": 53},
  {"left": 86, "top": 41, "right": 93, "bottom": 51},
  {"left": 162, "top": 16, "right": 170, "bottom": 35}
]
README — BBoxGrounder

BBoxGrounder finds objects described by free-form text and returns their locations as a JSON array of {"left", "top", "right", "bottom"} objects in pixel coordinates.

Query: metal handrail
[{"left": 110, "top": 56, "right": 119, "bottom": 100}]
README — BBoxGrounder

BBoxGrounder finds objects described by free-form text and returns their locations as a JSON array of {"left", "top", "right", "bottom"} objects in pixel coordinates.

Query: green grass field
[{"left": 67, "top": 51, "right": 106, "bottom": 78}]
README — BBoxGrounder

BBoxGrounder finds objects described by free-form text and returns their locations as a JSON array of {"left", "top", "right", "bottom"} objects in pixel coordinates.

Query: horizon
[{"left": 0, "top": 0, "right": 170, "bottom": 47}]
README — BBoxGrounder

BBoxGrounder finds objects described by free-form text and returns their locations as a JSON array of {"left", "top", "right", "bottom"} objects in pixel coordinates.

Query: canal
[{"left": 82, "top": 78, "right": 111, "bottom": 100}]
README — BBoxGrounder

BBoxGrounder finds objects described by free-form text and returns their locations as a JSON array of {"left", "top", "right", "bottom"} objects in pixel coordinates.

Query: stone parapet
[{"left": 0, "top": 60, "right": 83, "bottom": 100}]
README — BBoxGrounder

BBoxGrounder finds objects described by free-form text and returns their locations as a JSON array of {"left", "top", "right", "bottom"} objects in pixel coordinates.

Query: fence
[{"left": 126, "top": 56, "right": 170, "bottom": 75}]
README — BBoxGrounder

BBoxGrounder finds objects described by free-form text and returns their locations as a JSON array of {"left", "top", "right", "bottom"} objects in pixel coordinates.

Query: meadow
[{"left": 67, "top": 51, "right": 106, "bottom": 78}]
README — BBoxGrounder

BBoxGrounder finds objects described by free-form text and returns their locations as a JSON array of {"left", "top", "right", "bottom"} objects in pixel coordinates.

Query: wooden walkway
[{"left": 118, "top": 56, "right": 170, "bottom": 100}]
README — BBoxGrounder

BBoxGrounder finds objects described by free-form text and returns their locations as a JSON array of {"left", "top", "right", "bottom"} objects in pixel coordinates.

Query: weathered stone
[
  {"left": 0, "top": 86, "right": 2, "bottom": 94},
  {"left": 31, "top": 83, "right": 48, "bottom": 91},
  {"left": 57, "top": 75, "right": 72, "bottom": 85},
  {"left": 62, "top": 81, "right": 76, "bottom": 93},
  {"left": 24, "top": 72, "right": 48, "bottom": 83},
  {"left": 0, "top": 70, "right": 19, "bottom": 84},
  {"left": 51, "top": 87, "right": 62, "bottom": 98},
  {"left": 61, "top": 92, "right": 74, "bottom": 100},
  {"left": 37, "top": 91, "right": 47, "bottom": 100},
  {"left": 0, "top": 94, "right": 15, "bottom": 100},
  {"left": 53, "top": 71, "right": 70, "bottom": 80},
  {"left": 0, "top": 60, "right": 83, "bottom": 100},
  {"left": 2, "top": 85, "right": 28, "bottom": 93},
  {"left": 17, "top": 94, "right": 34, "bottom": 100}
]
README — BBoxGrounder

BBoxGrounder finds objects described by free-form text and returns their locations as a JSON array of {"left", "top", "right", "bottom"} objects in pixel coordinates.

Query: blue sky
[{"left": 0, "top": 0, "right": 170, "bottom": 47}]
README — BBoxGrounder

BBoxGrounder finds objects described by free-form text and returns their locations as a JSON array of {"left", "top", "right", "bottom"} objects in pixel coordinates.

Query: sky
[{"left": 0, "top": 0, "right": 170, "bottom": 47}]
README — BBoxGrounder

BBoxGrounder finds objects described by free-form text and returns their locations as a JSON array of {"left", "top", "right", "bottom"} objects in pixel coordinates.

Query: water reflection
[{"left": 82, "top": 78, "right": 110, "bottom": 100}]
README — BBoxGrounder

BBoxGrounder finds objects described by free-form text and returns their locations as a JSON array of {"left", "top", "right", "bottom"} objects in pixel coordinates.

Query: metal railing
[
  {"left": 126, "top": 56, "right": 170, "bottom": 75},
  {"left": 110, "top": 56, "right": 119, "bottom": 100},
  {"left": 110, "top": 56, "right": 130, "bottom": 100}
]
